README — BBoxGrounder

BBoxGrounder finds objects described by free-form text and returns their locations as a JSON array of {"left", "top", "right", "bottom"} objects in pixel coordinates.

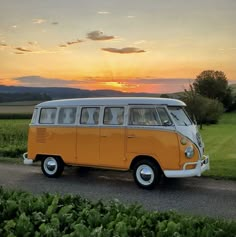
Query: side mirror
[{"left": 163, "top": 120, "right": 173, "bottom": 126}]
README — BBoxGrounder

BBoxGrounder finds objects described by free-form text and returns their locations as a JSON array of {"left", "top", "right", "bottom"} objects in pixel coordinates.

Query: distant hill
[{"left": 0, "top": 85, "right": 161, "bottom": 102}]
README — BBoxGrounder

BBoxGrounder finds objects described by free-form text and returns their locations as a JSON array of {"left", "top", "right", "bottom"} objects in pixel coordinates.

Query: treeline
[{"left": 0, "top": 93, "right": 51, "bottom": 103}]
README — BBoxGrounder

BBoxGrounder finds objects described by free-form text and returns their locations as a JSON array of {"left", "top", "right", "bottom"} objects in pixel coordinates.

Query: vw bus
[{"left": 23, "top": 97, "right": 209, "bottom": 189}]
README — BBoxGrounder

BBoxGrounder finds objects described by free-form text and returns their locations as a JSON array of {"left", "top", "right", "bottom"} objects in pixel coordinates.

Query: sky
[{"left": 0, "top": 0, "right": 235, "bottom": 93}]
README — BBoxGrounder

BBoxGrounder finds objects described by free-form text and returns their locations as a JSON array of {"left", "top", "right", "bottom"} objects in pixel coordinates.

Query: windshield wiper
[{"left": 170, "top": 112, "right": 179, "bottom": 121}]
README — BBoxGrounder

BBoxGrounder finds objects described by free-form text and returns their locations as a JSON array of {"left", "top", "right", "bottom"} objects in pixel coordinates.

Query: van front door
[{"left": 126, "top": 106, "right": 180, "bottom": 170}]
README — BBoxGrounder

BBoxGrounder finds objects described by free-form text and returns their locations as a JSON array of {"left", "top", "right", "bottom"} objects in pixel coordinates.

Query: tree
[
  {"left": 193, "top": 70, "right": 233, "bottom": 109},
  {"left": 181, "top": 85, "right": 224, "bottom": 129}
]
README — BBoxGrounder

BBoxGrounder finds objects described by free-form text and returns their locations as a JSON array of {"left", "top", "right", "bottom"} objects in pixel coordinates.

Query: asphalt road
[{"left": 0, "top": 163, "right": 236, "bottom": 220}]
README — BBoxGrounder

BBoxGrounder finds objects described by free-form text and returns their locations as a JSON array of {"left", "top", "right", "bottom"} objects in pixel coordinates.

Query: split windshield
[{"left": 168, "top": 107, "right": 192, "bottom": 126}]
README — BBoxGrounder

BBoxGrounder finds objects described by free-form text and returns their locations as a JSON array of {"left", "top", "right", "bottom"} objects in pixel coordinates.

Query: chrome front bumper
[{"left": 163, "top": 155, "right": 210, "bottom": 178}]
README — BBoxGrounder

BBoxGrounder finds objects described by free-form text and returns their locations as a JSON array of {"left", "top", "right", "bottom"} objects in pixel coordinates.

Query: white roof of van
[{"left": 36, "top": 97, "right": 186, "bottom": 107}]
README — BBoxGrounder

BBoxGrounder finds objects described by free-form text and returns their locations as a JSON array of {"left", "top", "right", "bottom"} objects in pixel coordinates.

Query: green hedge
[{"left": 0, "top": 188, "right": 235, "bottom": 237}]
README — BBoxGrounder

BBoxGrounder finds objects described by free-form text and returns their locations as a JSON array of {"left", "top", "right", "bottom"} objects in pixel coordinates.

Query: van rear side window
[
  {"left": 39, "top": 108, "right": 57, "bottom": 124},
  {"left": 80, "top": 107, "right": 100, "bottom": 125},
  {"left": 58, "top": 107, "right": 76, "bottom": 124},
  {"left": 103, "top": 107, "right": 124, "bottom": 125}
]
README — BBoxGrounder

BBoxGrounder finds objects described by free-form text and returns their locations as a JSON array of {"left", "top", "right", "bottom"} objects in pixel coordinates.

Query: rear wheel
[
  {"left": 41, "top": 156, "right": 64, "bottom": 178},
  {"left": 133, "top": 159, "right": 161, "bottom": 190}
]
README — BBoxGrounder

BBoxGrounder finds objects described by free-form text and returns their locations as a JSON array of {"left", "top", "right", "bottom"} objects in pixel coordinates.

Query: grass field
[
  {"left": 0, "top": 113, "right": 235, "bottom": 180},
  {"left": 201, "top": 112, "right": 236, "bottom": 180}
]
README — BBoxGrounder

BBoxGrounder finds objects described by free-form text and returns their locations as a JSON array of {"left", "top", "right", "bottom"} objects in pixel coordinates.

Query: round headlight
[{"left": 185, "top": 146, "right": 194, "bottom": 158}]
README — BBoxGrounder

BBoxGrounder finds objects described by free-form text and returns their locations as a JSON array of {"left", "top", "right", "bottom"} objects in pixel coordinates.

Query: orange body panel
[
  {"left": 28, "top": 125, "right": 199, "bottom": 171},
  {"left": 76, "top": 127, "right": 100, "bottom": 165},
  {"left": 28, "top": 126, "right": 76, "bottom": 164},
  {"left": 100, "top": 127, "right": 126, "bottom": 168}
]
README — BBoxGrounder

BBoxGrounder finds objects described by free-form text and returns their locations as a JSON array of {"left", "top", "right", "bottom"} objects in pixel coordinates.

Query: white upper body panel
[{"left": 36, "top": 97, "right": 186, "bottom": 108}]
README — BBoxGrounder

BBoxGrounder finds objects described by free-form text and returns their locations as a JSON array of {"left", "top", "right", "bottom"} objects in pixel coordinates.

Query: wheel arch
[
  {"left": 130, "top": 155, "right": 162, "bottom": 172},
  {"left": 35, "top": 154, "right": 64, "bottom": 164}
]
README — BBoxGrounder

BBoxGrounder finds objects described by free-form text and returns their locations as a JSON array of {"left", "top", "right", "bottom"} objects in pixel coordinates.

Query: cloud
[
  {"left": 58, "top": 39, "right": 83, "bottom": 48},
  {"left": 87, "top": 31, "right": 115, "bottom": 41},
  {"left": 0, "top": 43, "right": 7, "bottom": 47},
  {"left": 97, "top": 11, "right": 110, "bottom": 14},
  {"left": 134, "top": 40, "right": 146, "bottom": 45},
  {"left": 15, "top": 47, "right": 32, "bottom": 52},
  {"left": 13, "top": 76, "right": 101, "bottom": 87},
  {"left": 101, "top": 47, "right": 146, "bottom": 54},
  {"left": 127, "top": 15, "right": 135, "bottom": 18},
  {"left": 32, "top": 19, "right": 46, "bottom": 24},
  {"left": 14, "top": 46, "right": 59, "bottom": 55},
  {"left": 13, "top": 76, "right": 80, "bottom": 87},
  {"left": 14, "top": 52, "right": 25, "bottom": 55},
  {"left": 124, "top": 78, "right": 194, "bottom": 85},
  {"left": 28, "top": 41, "right": 38, "bottom": 45},
  {"left": 51, "top": 22, "right": 59, "bottom": 25},
  {"left": 67, "top": 39, "right": 83, "bottom": 45},
  {"left": 11, "top": 76, "right": 202, "bottom": 93}
]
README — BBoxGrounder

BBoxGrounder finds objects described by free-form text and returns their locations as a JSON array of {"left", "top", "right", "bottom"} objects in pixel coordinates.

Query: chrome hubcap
[
  {"left": 140, "top": 167, "right": 152, "bottom": 181},
  {"left": 136, "top": 164, "right": 155, "bottom": 185},
  {"left": 46, "top": 160, "right": 56, "bottom": 171},
  {"left": 44, "top": 157, "right": 58, "bottom": 174}
]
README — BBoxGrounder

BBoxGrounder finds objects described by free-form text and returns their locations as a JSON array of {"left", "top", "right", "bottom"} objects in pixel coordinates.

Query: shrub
[
  {"left": 181, "top": 85, "right": 224, "bottom": 128},
  {"left": 0, "top": 187, "right": 235, "bottom": 237}
]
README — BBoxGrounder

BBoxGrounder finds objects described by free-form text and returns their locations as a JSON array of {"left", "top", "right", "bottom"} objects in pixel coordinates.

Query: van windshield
[{"left": 168, "top": 107, "right": 192, "bottom": 126}]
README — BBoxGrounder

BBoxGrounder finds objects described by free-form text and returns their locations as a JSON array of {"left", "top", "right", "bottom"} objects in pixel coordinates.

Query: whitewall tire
[
  {"left": 133, "top": 160, "right": 161, "bottom": 189},
  {"left": 41, "top": 156, "right": 64, "bottom": 178}
]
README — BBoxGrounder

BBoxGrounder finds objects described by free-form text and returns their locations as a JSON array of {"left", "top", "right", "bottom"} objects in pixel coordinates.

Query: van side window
[
  {"left": 103, "top": 107, "right": 124, "bottom": 125},
  {"left": 31, "top": 108, "right": 38, "bottom": 124},
  {"left": 39, "top": 108, "right": 57, "bottom": 124},
  {"left": 58, "top": 107, "right": 76, "bottom": 124},
  {"left": 156, "top": 107, "right": 172, "bottom": 126},
  {"left": 80, "top": 107, "right": 100, "bottom": 125},
  {"left": 129, "top": 108, "right": 161, "bottom": 126}
]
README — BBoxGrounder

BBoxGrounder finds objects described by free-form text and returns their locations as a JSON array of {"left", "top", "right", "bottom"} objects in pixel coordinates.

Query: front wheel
[
  {"left": 133, "top": 160, "right": 161, "bottom": 190},
  {"left": 41, "top": 156, "right": 64, "bottom": 178}
]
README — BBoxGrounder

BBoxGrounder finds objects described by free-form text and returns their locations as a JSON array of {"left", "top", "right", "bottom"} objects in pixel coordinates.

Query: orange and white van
[{"left": 23, "top": 97, "right": 209, "bottom": 189}]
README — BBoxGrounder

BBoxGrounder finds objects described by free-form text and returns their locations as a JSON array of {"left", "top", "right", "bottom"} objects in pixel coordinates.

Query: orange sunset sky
[{"left": 0, "top": 0, "right": 235, "bottom": 93}]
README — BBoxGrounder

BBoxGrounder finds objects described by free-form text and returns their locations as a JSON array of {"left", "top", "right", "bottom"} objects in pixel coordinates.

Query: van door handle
[
  {"left": 101, "top": 135, "right": 108, "bottom": 138},
  {"left": 128, "top": 135, "right": 136, "bottom": 138}
]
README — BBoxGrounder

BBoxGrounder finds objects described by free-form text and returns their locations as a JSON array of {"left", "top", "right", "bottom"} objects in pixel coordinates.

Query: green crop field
[
  {"left": 0, "top": 119, "right": 29, "bottom": 158},
  {"left": 0, "top": 113, "right": 236, "bottom": 180}
]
